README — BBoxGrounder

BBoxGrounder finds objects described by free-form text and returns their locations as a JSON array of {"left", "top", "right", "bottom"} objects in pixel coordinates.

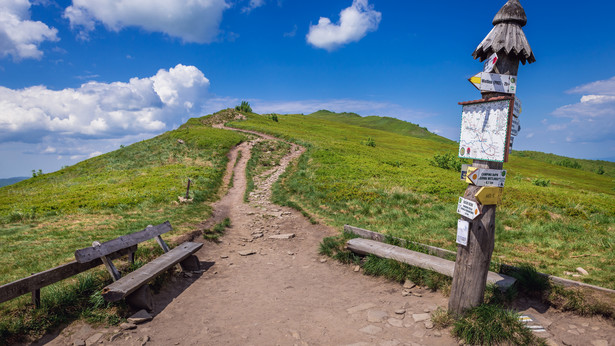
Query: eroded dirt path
[{"left": 42, "top": 126, "right": 615, "bottom": 346}]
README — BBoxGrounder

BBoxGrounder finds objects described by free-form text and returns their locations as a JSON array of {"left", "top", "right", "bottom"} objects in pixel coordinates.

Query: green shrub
[
  {"left": 430, "top": 152, "right": 465, "bottom": 171},
  {"left": 531, "top": 177, "right": 550, "bottom": 187},
  {"left": 556, "top": 158, "right": 582, "bottom": 169},
  {"left": 509, "top": 263, "right": 550, "bottom": 294},
  {"left": 235, "top": 101, "right": 252, "bottom": 113},
  {"left": 596, "top": 166, "right": 605, "bottom": 175},
  {"left": 271, "top": 114, "right": 279, "bottom": 122},
  {"left": 362, "top": 137, "right": 376, "bottom": 147}
]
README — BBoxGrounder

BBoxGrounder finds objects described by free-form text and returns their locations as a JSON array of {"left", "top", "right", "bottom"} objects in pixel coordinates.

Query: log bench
[{"left": 74, "top": 221, "right": 202, "bottom": 311}]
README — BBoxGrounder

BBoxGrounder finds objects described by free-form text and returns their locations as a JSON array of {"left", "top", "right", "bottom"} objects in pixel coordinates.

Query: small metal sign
[
  {"left": 457, "top": 197, "right": 481, "bottom": 219},
  {"left": 511, "top": 116, "right": 521, "bottom": 136},
  {"left": 475, "top": 187, "right": 503, "bottom": 205},
  {"left": 483, "top": 53, "right": 498, "bottom": 73},
  {"left": 469, "top": 72, "right": 517, "bottom": 94},
  {"left": 513, "top": 97, "right": 522, "bottom": 117},
  {"left": 457, "top": 219, "right": 470, "bottom": 246},
  {"left": 466, "top": 168, "right": 507, "bottom": 187}
]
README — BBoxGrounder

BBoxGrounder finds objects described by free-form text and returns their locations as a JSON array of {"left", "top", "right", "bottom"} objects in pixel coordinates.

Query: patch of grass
[
  {"left": 531, "top": 177, "right": 551, "bottom": 187},
  {"left": 452, "top": 304, "right": 545, "bottom": 346},
  {"left": 548, "top": 285, "right": 615, "bottom": 320},
  {"left": 507, "top": 263, "right": 550, "bottom": 295},
  {"left": 431, "top": 307, "right": 455, "bottom": 329},
  {"left": 319, "top": 232, "right": 361, "bottom": 264},
  {"left": 244, "top": 140, "right": 291, "bottom": 203},
  {"left": 203, "top": 218, "right": 231, "bottom": 242}
]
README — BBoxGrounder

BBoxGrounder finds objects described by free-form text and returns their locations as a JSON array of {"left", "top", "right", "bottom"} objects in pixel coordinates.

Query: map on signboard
[{"left": 459, "top": 99, "right": 512, "bottom": 162}]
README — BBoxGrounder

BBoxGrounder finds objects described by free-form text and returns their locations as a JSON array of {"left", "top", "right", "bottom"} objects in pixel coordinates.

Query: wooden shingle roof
[{"left": 473, "top": 0, "right": 535, "bottom": 65}]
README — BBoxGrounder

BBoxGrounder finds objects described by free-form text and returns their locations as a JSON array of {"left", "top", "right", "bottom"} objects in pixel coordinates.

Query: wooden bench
[{"left": 74, "top": 221, "right": 202, "bottom": 311}]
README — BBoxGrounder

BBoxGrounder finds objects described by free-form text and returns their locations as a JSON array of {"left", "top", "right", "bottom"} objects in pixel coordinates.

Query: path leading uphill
[{"left": 40, "top": 126, "right": 614, "bottom": 346}]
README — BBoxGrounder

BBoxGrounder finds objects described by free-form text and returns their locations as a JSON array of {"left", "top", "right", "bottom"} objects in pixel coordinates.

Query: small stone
[
  {"left": 424, "top": 321, "right": 434, "bottom": 329},
  {"left": 319, "top": 258, "right": 327, "bottom": 263},
  {"left": 434, "top": 331, "right": 442, "bottom": 337},
  {"left": 347, "top": 303, "right": 376, "bottom": 314},
  {"left": 269, "top": 233, "right": 295, "bottom": 239},
  {"left": 567, "top": 329, "right": 580, "bottom": 336},
  {"left": 403, "top": 279, "right": 416, "bottom": 289},
  {"left": 120, "top": 322, "right": 137, "bottom": 330},
  {"left": 412, "top": 313, "right": 430, "bottom": 322},
  {"left": 359, "top": 325, "right": 382, "bottom": 335},
  {"left": 239, "top": 250, "right": 257, "bottom": 256},
  {"left": 591, "top": 340, "right": 608, "bottom": 346},
  {"left": 177, "top": 139, "right": 185, "bottom": 144},
  {"left": 412, "top": 330, "right": 426, "bottom": 338},
  {"left": 367, "top": 310, "right": 389, "bottom": 323},
  {"left": 128, "top": 309, "right": 153, "bottom": 324},
  {"left": 287, "top": 251, "right": 295, "bottom": 255},
  {"left": 85, "top": 333, "right": 103, "bottom": 346},
  {"left": 576, "top": 267, "right": 589, "bottom": 275},
  {"left": 140, "top": 335, "right": 150, "bottom": 346},
  {"left": 412, "top": 292, "right": 423, "bottom": 297},
  {"left": 183, "top": 272, "right": 193, "bottom": 278},
  {"left": 388, "top": 318, "right": 404, "bottom": 327},
  {"left": 402, "top": 289, "right": 412, "bottom": 296},
  {"left": 109, "top": 333, "right": 123, "bottom": 342},
  {"left": 73, "top": 339, "right": 86, "bottom": 346},
  {"left": 220, "top": 255, "right": 229, "bottom": 259},
  {"left": 563, "top": 271, "right": 575, "bottom": 276},
  {"left": 252, "top": 233, "right": 264, "bottom": 239},
  {"left": 395, "top": 309, "right": 406, "bottom": 315},
  {"left": 354, "top": 265, "right": 360, "bottom": 272}
]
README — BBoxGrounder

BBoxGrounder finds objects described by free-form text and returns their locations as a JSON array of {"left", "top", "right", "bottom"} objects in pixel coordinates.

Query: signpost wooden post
[{"left": 449, "top": 0, "right": 535, "bottom": 315}]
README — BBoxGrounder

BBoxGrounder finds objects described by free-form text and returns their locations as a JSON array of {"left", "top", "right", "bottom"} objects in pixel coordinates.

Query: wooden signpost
[{"left": 449, "top": 0, "right": 535, "bottom": 315}]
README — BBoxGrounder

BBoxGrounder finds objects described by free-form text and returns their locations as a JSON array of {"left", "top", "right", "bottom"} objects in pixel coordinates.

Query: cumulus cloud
[
  {"left": 0, "top": 0, "right": 59, "bottom": 60},
  {"left": 306, "top": 0, "right": 381, "bottom": 51},
  {"left": 0, "top": 64, "right": 210, "bottom": 143},
  {"left": 64, "top": 0, "right": 229, "bottom": 43},
  {"left": 549, "top": 76, "right": 615, "bottom": 143}
]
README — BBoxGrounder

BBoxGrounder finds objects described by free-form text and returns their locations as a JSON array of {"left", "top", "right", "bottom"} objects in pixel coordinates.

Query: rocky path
[{"left": 41, "top": 127, "right": 614, "bottom": 346}]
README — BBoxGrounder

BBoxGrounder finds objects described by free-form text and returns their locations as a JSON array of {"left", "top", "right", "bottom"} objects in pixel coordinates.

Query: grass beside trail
[
  {"left": 228, "top": 111, "right": 615, "bottom": 289},
  {"left": 0, "top": 112, "right": 246, "bottom": 286}
]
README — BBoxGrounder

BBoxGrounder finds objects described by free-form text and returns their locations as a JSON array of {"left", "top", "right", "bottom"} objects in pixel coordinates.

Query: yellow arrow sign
[
  {"left": 465, "top": 167, "right": 478, "bottom": 184},
  {"left": 475, "top": 187, "right": 503, "bottom": 205}
]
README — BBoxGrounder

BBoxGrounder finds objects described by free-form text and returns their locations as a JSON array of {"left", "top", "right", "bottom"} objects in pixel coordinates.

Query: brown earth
[{"left": 36, "top": 126, "right": 615, "bottom": 346}]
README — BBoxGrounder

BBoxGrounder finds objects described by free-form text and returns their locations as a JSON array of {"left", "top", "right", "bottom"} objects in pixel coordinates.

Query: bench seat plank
[
  {"left": 75, "top": 222, "right": 172, "bottom": 263},
  {"left": 101, "top": 242, "right": 202, "bottom": 302}
]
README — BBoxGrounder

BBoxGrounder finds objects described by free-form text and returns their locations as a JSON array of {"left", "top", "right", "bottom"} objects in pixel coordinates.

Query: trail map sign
[
  {"left": 466, "top": 168, "right": 507, "bottom": 187},
  {"left": 469, "top": 72, "right": 517, "bottom": 94},
  {"left": 456, "top": 220, "right": 470, "bottom": 246},
  {"left": 457, "top": 197, "right": 481, "bottom": 220},
  {"left": 513, "top": 97, "right": 522, "bottom": 117},
  {"left": 458, "top": 98, "right": 514, "bottom": 162}
]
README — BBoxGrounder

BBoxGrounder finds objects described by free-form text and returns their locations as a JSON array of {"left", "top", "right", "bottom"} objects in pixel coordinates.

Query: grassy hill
[
  {"left": 0, "top": 110, "right": 246, "bottom": 285},
  {"left": 1, "top": 109, "right": 613, "bottom": 290},
  {"left": 230, "top": 111, "right": 615, "bottom": 289}
]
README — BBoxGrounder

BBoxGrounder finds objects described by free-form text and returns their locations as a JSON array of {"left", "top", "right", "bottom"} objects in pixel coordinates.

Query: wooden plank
[
  {"left": 102, "top": 242, "right": 202, "bottom": 302},
  {"left": 344, "top": 225, "right": 456, "bottom": 259},
  {"left": 0, "top": 245, "right": 137, "bottom": 305},
  {"left": 75, "top": 221, "right": 172, "bottom": 263},
  {"left": 346, "top": 238, "right": 516, "bottom": 290}
]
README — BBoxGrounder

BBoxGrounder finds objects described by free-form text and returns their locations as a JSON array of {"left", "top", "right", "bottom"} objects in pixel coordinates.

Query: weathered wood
[
  {"left": 344, "top": 225, "right": 456, "bottom": 259},
  {"left": 31, "top": 289, "right": 40, "bottom": 308},
  {"left": 346, "top": 238, "right": 515, "bottom": 289},
  {"left": 156, "top": 235, "right": 170, "bottom": 253},
  {"left": 0, "top": 245, "right": 137, "bottom": 305},
  {"left": 75, "top": 221, "right": 172, "bottom": 263},
  {"left": 102, "top": 242, "right": 203, "bottom": 302},
  {"left": 346, "top": 225, "right": 615, "bottom": 295}
]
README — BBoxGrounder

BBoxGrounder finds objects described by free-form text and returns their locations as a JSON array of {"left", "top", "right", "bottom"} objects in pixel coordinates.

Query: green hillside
[
  {"left": 307, "top": 110, "right": 452, "bottom": 143},
  {"left": 229, "top": 112, "right": 615, "bottom": 289},
  {"left": 1, "top": 108, "right": 613, "bottom": 292},
  {"left": 0, "top": 111, "right": 246, "bottom": 285}
]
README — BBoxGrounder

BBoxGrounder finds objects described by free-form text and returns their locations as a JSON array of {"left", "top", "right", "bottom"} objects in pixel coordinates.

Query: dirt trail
[{"left": 41, "top": 127, "right": 614, "bottom": 346}]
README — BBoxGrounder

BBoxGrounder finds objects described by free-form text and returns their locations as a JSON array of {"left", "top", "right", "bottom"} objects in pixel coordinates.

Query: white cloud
[
  {"left": 0, "top": 0, "right": 59, "bottom": 60},
  {"left": 549, "top": 76, "right": 615, "bottom": 143},
  {"left": 242, "top": 0, "right": 265, "bottom": 13},
  {"left": 0, "top": 64, "right": 210, "bottom": 143},
  {"left": 306, "top": 0, "right": 381, "bottom": 51},
  {"left": 64, "top": 0, "right": 229, "bottom": 43}
]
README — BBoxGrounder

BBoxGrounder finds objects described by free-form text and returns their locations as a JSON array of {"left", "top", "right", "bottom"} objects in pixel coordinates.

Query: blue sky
[{"left": 1, "top": 0, "right": 615, "bottom": 178}]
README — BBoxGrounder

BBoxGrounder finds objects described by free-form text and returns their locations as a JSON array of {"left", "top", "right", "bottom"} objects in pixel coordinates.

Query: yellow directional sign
[
  {"left": 475, "top": 187, "right": 503, "bottom": 205},
  {"left": 465, "top": 167, "right": 478, "bottom": 184}
]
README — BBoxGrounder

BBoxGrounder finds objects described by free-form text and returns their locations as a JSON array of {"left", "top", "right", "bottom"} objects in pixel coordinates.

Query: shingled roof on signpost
[{"left": 472, "top": 0, "right": 535, "bottom": 65}]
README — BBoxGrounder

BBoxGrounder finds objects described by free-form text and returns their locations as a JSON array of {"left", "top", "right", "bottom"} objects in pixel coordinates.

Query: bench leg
[
  {"left": 180, "top": 255, "right": 200, "bottom": 272},
  {"left": 126, "top": 285, "right": 153, "bottom": 312}
]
